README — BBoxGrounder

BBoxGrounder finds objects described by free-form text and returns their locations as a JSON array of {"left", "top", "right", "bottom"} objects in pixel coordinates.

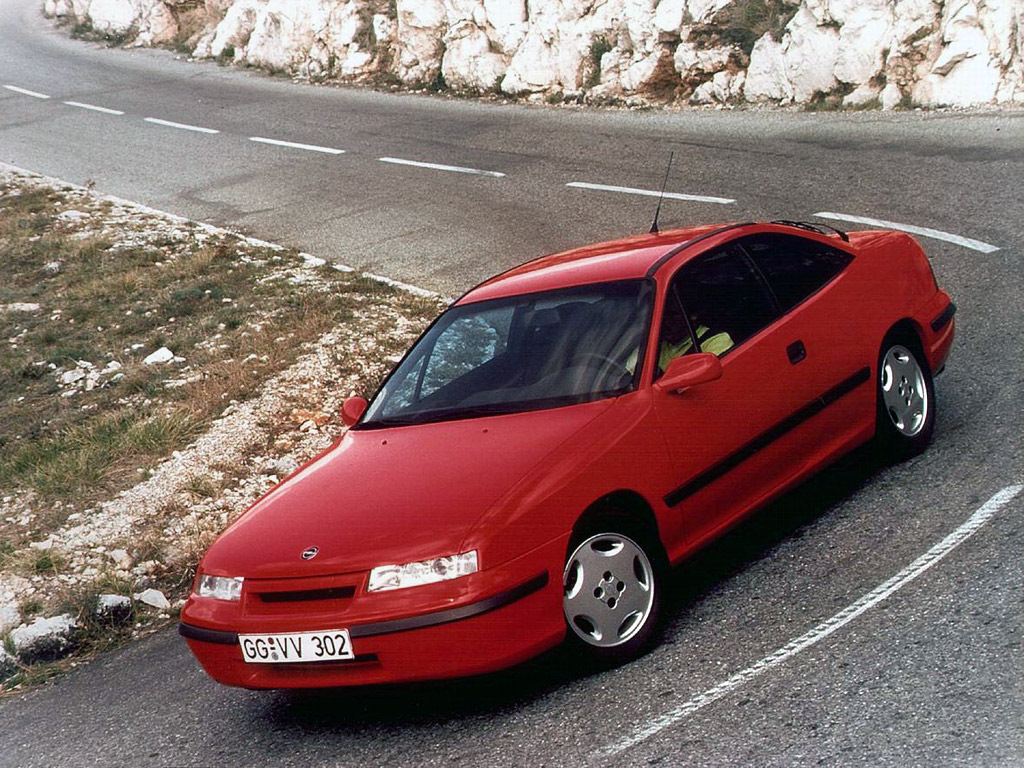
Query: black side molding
[
  {"left": 664, "top": 367, "right": 871, "bottom": 508},
  {"left": 178, "top": 572, "right": 550, "bottom": 645},
  {"left": 931, "top": 302, "right": 956, "bottom": 333},
  {"left": 350, "top": 572, "right": 549, "bottom": 638}
]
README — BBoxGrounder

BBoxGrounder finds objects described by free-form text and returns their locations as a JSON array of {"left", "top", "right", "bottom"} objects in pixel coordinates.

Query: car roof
[{"left": 461, "top": 223, "right": 739, "bottom": 304}]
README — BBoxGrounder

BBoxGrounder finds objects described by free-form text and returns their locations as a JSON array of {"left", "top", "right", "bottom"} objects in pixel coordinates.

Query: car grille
[{"left": 244, "top": 573, "right": 362, "bottom": 616}]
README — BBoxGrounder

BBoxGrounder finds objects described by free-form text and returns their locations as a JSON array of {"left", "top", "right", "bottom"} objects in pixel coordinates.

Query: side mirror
[
  {"left": 340, "top": 396, "right": 368, "bottom": 427},
  {"left": 654, "top": 353, "right": 723, "bottom": 394}
]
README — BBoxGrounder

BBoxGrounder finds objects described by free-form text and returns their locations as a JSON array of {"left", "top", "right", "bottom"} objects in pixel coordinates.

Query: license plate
[{"left": 239, "top": 629, "right": 354, "bottom": 664}]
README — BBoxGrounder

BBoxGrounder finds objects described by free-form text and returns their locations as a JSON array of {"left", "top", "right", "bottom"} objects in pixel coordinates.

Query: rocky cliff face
[{"left": 44, "top": 0, "right": 1023, "bottom": 107}]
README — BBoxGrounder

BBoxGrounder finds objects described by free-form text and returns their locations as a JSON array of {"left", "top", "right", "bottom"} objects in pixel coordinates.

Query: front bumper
[{"left": 179, "top": 537, "right": 567, "bottom": 688}]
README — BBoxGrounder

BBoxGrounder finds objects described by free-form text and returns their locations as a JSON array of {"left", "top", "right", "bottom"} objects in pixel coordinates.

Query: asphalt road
[{"left": 1, "top": 0, "right": 1023, "bottom": 765}]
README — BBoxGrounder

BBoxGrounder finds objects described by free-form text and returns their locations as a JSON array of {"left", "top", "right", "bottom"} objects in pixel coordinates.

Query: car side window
[
  {"left": 663, "top": 243, "right": 778, "bottom": 367},
  {"left": 741, "top": 233, "right": 853, "bottom": 311}
]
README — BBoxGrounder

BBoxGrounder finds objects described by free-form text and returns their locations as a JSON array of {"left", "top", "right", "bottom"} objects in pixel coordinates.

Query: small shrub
[
  {"left": 585, "top": 36, "right": 613, "bottom": 89},
  {"left": 693, "top": 0, "right": 799, "bottom": 54}
]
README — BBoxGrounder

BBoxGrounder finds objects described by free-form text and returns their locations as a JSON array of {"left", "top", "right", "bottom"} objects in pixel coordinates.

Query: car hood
[{"left": 200, "top": 400, "right": 615, "bottom": 579}]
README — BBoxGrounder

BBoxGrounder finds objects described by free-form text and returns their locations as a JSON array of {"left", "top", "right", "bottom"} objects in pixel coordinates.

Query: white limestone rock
[
  {"left": 691, "top": 68, "right": 746, "bottom": 103},
  {"left": 832, "top": 0, "right": 893, "bottom": 86},
  {"left": 134, "top": 588, "right": 171, "bottom": 611},
  {"left": 243, "top": 0, "right": 317, "bottom": 73},
  {"left": 107, "top": 548, "right": 134, "bottom": 570},
  {"left": 43, "top": 0, "right": 1024, "bottom": 107},
  {"left": 96, "top": 593, "right": 133, "bottom": 621},
  {"left": 784, "top": 7, "right": 841, "bottom": 101},
  {"left": 10, "top": 615, "right": 78, "bottom": 663},
  {"left": 480, "top": 0, "right": 526, "bottom": 53},
  {"left": 914, "top": 0, "right": 1004, "bottom": 106},
  {"left": 87, "top": 0, "right": 139, "bottom": 35},
  {"left": 395, "top": 0, "right": 446, "bottom": 84},
  {"left": 0, "top": 603, "right": 20, "bottom": 635},
  {"left": 136, "top": 0, "right": 178, "bottom": 44},
  {"left": 745, "top": 34, "right": 793, "bottom": 101},
  {"left": 143, "top": 346, "right": 175, "bottom": 365},
  {"left": 674, "top": 41, "right": 734, "bottom": 81},
  {"left": 207, "top": 0, "right": 261, "bottom": 59},
  {"left": 881, "top": 81, "right": 904, "bottom": 108},
  {"left": 745, "top": 7, "right": 840, "bottom": 103},
  {"left": 654, "top": 0, "right": 687, "bottom": 36},
  {"left": 442, "top": 20, "right": 507, "bottom": 91}
]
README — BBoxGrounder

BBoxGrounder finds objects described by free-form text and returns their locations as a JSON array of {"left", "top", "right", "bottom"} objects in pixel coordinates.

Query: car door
[
  {"left": 651, "top": 238, "right": 849, "bottom": 547},
  {"left": 737, "top": 232, "right": 874, "bottom": 472}
]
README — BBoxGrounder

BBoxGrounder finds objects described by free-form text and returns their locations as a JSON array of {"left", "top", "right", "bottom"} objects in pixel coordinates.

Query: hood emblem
[{"left": 301, "top": 546, "right": 319, "bottom": 560}]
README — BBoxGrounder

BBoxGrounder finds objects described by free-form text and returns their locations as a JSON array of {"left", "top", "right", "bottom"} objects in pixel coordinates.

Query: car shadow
[
  {"left": 254, "top": 444, "right": 886, "bottom": 731},
  {"left": 661, "top": 442, "right": 884, "bottom": 614}
]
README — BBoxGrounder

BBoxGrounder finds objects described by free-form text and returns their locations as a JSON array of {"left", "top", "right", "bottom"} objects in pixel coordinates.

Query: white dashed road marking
[
  {"left": 379, "top": 156, "right": 506, "bottom": 178},
  {"left": 63, "top": 101, "right": 125, "bottom": 116},
  {"left": 143, "top": 117, "right": 220, "bottom": 135},
  {"left": 600, "top": 484, "right": 1023, "bottom": 759},
  {"left": 814, "top": 212, "right": 1000, "bottom": 253},
  {"left": 3, "top": 84, "right": 50, "bottom": 99},
  {"left": 249, "top": 136, "right": 345, "bottom": 154},
  {"left": 567, "top": 181, "right": 735, "bottom": 205}
]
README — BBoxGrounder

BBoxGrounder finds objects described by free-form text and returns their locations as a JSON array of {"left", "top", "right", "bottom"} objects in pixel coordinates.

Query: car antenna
[{"left": 650, "top": 151, "right": 675, "bottom": 234}]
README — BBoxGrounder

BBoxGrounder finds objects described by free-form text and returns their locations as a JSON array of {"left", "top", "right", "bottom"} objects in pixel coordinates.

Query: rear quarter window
[{"left": 743, "top": 234, "right": 854, "bottom": 311}]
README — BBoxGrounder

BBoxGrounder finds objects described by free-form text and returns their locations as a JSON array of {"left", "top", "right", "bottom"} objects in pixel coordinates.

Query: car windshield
[{"left": 361, "top": 280, "right": 654, "bottom": 427}]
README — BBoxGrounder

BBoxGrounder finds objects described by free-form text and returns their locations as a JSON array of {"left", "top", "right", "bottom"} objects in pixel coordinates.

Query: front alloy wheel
[{"left": 563, "top": 532, "right": 657, "bottom": 653}]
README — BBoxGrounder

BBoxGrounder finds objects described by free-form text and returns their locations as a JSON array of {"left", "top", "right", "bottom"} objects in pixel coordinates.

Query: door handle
[{"left": 787, "top": 340, "right": 807, "bottom": 365}]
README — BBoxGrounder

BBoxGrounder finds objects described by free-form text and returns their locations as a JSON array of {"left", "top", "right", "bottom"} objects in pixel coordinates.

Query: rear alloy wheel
[
  {"left": 877, "top": 339, "right": 935, "bottom": 459},
  {"left": 562, "top": 529, "right": 662, "bottom": 664}
]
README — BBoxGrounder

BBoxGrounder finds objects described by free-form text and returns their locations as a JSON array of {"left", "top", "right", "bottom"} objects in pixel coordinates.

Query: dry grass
[{"left": 0, "top": 180, "right": 436, "bottom": 513}]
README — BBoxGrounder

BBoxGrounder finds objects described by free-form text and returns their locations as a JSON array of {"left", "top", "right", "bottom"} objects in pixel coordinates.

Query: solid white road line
[
  {"left": 601, "top": 484, "right": 1023, "bottom": 759},
  {"left": 378, "top": 156, "right": 506, "bottom": 178},
  {"left": 567, "top": 181, "right": 735, "bottom": 205},
  {"left": 143, "top": 117, "right": 220, "bottom": 135},
  {"left": 63, "top": 101, "right": 124, "bottom": 116},
  {"left": 249, "top": 136, "right": 345, "bottom": 154},
  {"left": 3, "top": 84, "right": 50, "bottom": 99},
  {"left": 814, "top": 212, "right": 1000, "bottom": 253}
]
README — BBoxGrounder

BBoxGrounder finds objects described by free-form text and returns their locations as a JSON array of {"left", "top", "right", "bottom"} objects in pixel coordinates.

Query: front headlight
[
  {"left": 367, "top": 551, "right": 478, "bottom": 592},
  {"left": 196, "top": 574, "right": 244, "bottom": 601}
]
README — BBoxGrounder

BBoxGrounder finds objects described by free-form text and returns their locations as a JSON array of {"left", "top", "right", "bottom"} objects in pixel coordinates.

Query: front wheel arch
[{"left": 562, "top": 493, "right": 669, "bottom": 666}]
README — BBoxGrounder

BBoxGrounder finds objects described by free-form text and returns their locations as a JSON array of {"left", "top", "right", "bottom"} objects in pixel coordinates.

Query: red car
[{"left": 179, "top": 221, "right": 954, "bottom": 688}]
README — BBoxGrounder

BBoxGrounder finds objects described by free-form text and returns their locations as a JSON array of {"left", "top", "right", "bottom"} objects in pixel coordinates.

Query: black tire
[
  {"left": 561, "top": 513, "right": 666, "bottom": 667},
  {"left": 876, "top": 331, "right": 936, "bottom": 461}
]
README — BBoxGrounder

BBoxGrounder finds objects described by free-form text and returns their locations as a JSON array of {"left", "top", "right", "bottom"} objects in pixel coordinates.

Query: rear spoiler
[{"left": 772, "top": 219, "right": 850, "bottom": 242}]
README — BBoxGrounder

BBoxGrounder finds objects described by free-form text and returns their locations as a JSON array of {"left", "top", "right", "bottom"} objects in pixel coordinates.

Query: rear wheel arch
[{"left": 882, "top": 318, "right": 929, "bottom": 366}]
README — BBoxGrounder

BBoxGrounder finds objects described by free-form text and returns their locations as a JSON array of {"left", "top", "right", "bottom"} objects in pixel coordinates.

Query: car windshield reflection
[{"left": 361, "top": 280, "right": 654, "bottom": 428}]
